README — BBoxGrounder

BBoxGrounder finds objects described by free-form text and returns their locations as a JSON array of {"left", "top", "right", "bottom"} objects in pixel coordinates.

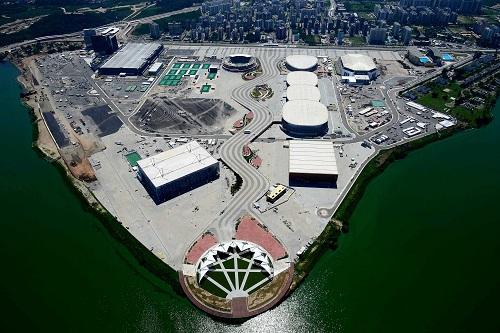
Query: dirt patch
[{"left": 131, "top": 97, "right": 237, "bottom": 135}]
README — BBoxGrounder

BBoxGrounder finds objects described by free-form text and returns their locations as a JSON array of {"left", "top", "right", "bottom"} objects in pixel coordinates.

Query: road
[{"left": 211, "top": 55, "right": 281, "bottom": 241}]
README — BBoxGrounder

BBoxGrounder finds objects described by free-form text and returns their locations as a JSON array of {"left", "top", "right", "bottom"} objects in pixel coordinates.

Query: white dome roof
[
  {"left": 286, "top": 71, "right": 318, "bottom": 86},
  {"left": 285, "top": 55, "right": 318, "bottom": 70},
  {"left": 286, "top": 85, "right": 321, "bottom": 102},
  {"left": 282, "top": 100, "right": 328, "bottom": 127},
  {"left": 340, "top": 54, "right": 377, "bottom": 72}
]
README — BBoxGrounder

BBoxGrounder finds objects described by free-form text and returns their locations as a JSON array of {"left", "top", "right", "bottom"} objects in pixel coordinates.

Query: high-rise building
[
  {"left": 368, "top": 27, "right": 387, "bottom": 45},
  {"left": 392, "top": 22, "right": 401, "bottom": 38},
  {"left": 83, "top": 28, "right": 96, "bottom": 49},
  {"left": 90, "top": 34, "right": 118, "bottom": 54},
  {"left": 337, "top": 30, "right": 344, "bottom": 45},
  {"left": 402, "top": 26, "right": 412, "bottom": 45},
  {"left": 150, "top": 22, "right": 160, "bottom": 39}
]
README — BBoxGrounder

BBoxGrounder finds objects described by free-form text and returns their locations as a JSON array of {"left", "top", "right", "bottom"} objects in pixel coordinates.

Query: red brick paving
[
  {"left": 185, "top": 233, "right": 218, "bottom": 264},
  {"left": 236, "top": 216, "right": 286, "bottom": 260},
  {"left": 250, "top": 155, "right": 262, "bottom": 168}
]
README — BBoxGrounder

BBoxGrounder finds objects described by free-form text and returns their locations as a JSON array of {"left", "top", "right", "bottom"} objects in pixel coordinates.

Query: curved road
[{"left": 214, "top": 53, "right": 280, "bottom": 241}]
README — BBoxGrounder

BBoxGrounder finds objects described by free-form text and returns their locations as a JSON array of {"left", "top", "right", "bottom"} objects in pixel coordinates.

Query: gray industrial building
[{"left": 99, "top": 43, "right": 163, "bottom": 76}]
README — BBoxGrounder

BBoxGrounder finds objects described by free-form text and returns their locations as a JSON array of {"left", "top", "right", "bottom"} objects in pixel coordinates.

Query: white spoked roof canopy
[{"left": 196, "top": 240, "right": 274, "bottom": 298}]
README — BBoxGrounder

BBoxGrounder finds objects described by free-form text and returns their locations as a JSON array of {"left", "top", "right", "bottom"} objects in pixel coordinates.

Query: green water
[{"left": 1, "top": 61, "right": 500, "bottom": 332}]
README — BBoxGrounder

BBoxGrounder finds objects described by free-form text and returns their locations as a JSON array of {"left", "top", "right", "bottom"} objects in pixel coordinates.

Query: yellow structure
[{"left": 266, "top": 184, "right": 287, "bottom": 203}]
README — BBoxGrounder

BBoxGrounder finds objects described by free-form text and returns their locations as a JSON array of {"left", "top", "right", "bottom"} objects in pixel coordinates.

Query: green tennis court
[
  {"left": 189, "top": 69, "right": 198, "bottom": 75},
  {"left": 173, "top": 63, "right": 182, "bottom": 69},
  {"left": 202, "top": 64, "right": 211, "bottom": 69},
  {"left": 178, "top": 69, "right": 188, "bottom": 75},
  {"left": 175, "top": 74, "right": 183, "bottom": 80},
  {"left": 192, "top": 63, "right": 201, "bottom": 69},
  {"left": 168, "top": 69, "right": 178, "bottom": 75},
  {"left": 125, "top": 151, "right": 141, "bottom": 167},
  {"left": 182, "top": 63, "right": 191, "bottom": 69},
  {"left": 207, "top": 72, "right": 217, "bottom": 80},
  {"left": 200, "top": 84, "right": 211, "bottom": 93}
]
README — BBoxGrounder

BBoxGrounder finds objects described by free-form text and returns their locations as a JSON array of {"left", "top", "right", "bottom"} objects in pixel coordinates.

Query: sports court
[
  {"left": 200, "top": 84, "right": 211, "bottom": 93},
  {"left": 125, "top": 151, "right": 142, "bottom": 167}
]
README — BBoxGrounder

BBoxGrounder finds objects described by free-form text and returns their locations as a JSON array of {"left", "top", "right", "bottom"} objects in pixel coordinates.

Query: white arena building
[
  {"left": 338, "top": 54, "right": 379, "bottom": 81},
  {"left": 137, "top": 141, "right": 219, "bottom": 204},
  {"left": 282, "top": 100, "right": 328, "bottom": 136},
  {"left": 285, "top": 55, "right": 318, "bottom": 71},
  {"left": 286, "top": 85, "right": 321, "bottom": 102},
  {"left": 286, "top": 71, "right": 318, "bottom": 86}
]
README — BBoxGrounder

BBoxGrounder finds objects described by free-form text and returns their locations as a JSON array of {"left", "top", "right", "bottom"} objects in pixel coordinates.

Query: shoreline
[
  {"left": 10, "top": 54, "right": 497, "bottom": 319},
  {"left": 12, "top": 60, "right": 184, "bottom": 296}
]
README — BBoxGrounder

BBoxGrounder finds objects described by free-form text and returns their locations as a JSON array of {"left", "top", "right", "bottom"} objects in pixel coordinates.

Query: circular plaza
[{"left": 179, "top": 216, "right": 293, "bottom": 318}]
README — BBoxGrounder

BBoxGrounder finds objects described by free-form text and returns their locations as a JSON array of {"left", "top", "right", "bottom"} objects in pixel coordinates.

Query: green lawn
[
  {"left": 348, "top": 35, "right": 367, "bottom": 46},
  {"left": 416, "top": 81, "right": 462, "bottom": 112}
]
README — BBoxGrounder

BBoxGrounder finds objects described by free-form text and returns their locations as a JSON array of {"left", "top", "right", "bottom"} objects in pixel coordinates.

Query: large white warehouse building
[
  {"left": 286, "top": 71, "right": 318, "bottom": 86},
  {"left": 289, "top": 140, "right": 338, "bottom": 186},
  {"left": 282, "top": 100, "right": 328, "bottom": 137},
  {"left": 338, "top": 54, "right": 379, "bottom": 81},
  {"left": 137, "top": 141, "right": 219, "bottom": 204},
  {"left": 285, "top": 55, "right": 318, "bottom": 71}
]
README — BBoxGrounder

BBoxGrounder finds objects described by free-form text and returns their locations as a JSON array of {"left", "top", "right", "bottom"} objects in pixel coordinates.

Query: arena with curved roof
[
  {"left": 286, "top": 85, "right": 321, "bottom": 102},
  {"left": 282, "top": 100, "right": 329, "bottom": 136},
  {"left": 222, "top": 54, "right": 258, "bottom": 72},
  {"left": 285, "top": 55, "right": 318, "bottom": 71},
  {"left": 286, "top": 71, "right": 318, "bottom": 86},
  {"left": 338, "top": 54, "right": 379, "bottom": 80}
]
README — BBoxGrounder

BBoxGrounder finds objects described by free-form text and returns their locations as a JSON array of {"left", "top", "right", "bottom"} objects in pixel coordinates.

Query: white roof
[
  {"left": 286, "top": 71, "right": 318, "bottom": 86},
  {"left": 289, "top": 140, "right": 338, "bottom": 175},
  {"left": 340, "top": 54, "right": 377, "bottom": 72},
  {"left": 148, "top": 62, "right": 163, "bottom": 72},
  {"left": 406, "top": 101, "right": 427, "bottom": 111},
  {"left": 282, "top": 100, "right": 328, "bottom": 126},
  {"left": 286, "top": 55, "right": 318, "bottom": 70},
  {"left": 286, "top": 85, "right": 321, "bottom": 101},
  {"left": 228, "top": 53, "right": 252, "bottom": 59},
  {"left": 101, "top": 43, "right": 162, "bottom": 70},
  {"left": 137, "top": 141, "right": 218, "bottom": 188}
]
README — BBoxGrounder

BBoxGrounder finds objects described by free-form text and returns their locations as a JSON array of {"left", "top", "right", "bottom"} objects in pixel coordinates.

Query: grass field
[{"left": 416, "top": 81, "right": 461, "bottom": 112}]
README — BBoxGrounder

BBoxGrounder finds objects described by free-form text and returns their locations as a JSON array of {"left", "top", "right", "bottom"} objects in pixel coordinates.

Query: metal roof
[
  {"left": 286, "top": 71, "right": 318, "bottom": 86},
  {"left": 340, "top": 54, "right": 377, "bottom": 72},
  {"left": 289, "top": 140, "right": 338, "bottom": 175},
  {"left": 137, "top": 141, "right": 218, "bottom": 188},
  {"left": 101, "top": 43, "right": 162, "bottom": 70},
  {"left": 286, "top": 85, "right": 321, "bottom": 101},
  {"left": 282, "top": 100, "right": 328, "bottom": 126}
]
